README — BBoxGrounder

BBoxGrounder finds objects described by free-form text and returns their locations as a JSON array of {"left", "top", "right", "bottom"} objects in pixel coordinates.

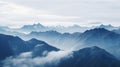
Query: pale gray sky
[{"left": 0, "top": 0, "right": 120, "bottom": 28}]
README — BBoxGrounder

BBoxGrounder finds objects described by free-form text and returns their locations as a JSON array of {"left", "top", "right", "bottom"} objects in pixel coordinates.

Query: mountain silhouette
[
  {"left": 0, "top": 34, "right": 58, "bottom": 60},
  {"left": 59, "top": 46, "right": 120, "bottom": 67}
]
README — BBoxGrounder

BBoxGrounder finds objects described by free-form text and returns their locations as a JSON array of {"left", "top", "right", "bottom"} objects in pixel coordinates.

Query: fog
[{"left": 3, "top": 50, "right": 73, "bottom": 67}]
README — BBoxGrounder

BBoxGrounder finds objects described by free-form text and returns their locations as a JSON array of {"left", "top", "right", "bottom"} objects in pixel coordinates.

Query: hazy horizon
[{"left": 1, "top": 23, "right": 120, "bottom": 29}]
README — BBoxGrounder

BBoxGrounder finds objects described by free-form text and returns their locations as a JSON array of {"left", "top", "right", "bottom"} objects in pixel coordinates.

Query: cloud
[
  {"left": 0, "top": 1, "right": 80, "bottom": 28},
  {"left": 3, "top": 50, "right": 73, "bottom": 67},
  {"left": 0, "top": 0, "right": 120, "bottom": 27}
]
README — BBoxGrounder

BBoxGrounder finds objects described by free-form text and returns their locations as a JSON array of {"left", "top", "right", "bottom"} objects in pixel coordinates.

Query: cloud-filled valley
[
  {"left": 0, "top": 24, "right": 120, "bottom": 67},
  {"left": 1, "top": 0, "right": 120, "bottom": 67},
  {"left": 3, "top": 50, "right": 73, "bottom": 67}
]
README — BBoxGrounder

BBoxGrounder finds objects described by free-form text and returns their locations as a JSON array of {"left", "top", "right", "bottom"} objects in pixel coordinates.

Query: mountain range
[
  {"left": 0, "top": 34, "right": 58, "bottom": 61},
  {"left": 0, "top": 33, "right": 120, "bottom": 67},
  {"left": 59, "top": 46, "right": 120, "bottom": 67},
  {"left": 19, "top": 23, "right": 91, "bottom": 33},
  {"left": 0, "top": 24, "right": 120, "bottom": 67},
  {"left": 0, "top": 24, "right": 119, "bottom": 36},
  {"left": 21, "top": 28, "right": 120, "bottom": 58}
]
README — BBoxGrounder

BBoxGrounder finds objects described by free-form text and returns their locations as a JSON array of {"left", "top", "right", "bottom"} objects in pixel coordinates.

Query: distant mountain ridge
[
  {"left": 0, "top": 24, "right": 119, "bottom": 36},
  {"left": 98, "top": 24, "right": 118, "bottom": 30},
  {"left": 19, "top": 24, "right": 120, "bottom": 33},
  {"left": 19, "top": 23, "right": 92, "bottom": 33}
]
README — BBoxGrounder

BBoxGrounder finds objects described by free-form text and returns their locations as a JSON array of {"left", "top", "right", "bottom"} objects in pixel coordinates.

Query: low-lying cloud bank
[{"left": 3, "top": 50, "right": 73, "bottom": 67}]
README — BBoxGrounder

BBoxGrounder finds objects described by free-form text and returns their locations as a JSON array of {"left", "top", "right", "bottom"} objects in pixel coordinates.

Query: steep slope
[
  {"left": 30, "top": 38, "right": 59, "bottom": 57},
  {"left": 59, "top": 46, "right": 120, "bottom": 67},
  {"left": 0, "top": 34, "right": 58, "bottom": 60},
  {"left": 32, "top": 44, "right": 59, "bottom": 57},
  {"left": 23, "top": 28, "right": 120, "bottom": 57},
  {"left": 78, "top": 28, "right": 120, "bottom": 57},
  {"left": 25, "top": 31, "right": 81, "bottom": 50}
]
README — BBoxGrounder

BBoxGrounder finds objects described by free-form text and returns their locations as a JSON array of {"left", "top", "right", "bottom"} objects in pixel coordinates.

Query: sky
[{"left": 0, "top": 0, "right": 120, "bottom": 28}]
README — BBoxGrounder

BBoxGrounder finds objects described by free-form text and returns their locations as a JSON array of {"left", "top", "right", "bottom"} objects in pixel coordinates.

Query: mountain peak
[
  {"left": 100, "top": 24, "right": 113, "bottom": 27},
  {"left": 73, "top": 46, "right": 118, "bottom": 63},
  {"left": 33, "top": 23, "right": 44, "bottom": 26},
  {"left": 99, "top": 24, "right": 113, "bottom": 27},
  {"left": 28, "top": 38, "right": 46, "bottom": 44},
  {"left": 29, "top": 38, "right": 39, "bottom": 42},
  {"left": 77, "top": 46, "right": 105, "bottom": 53},
  {"left": 90, "top": 46, "right": 102, "bottom": 50},
  {"left": 83, "top": 28, "right": 120, "bottom": 37},
  {"left": 98, "top": 24, "right": 116, "bottom": 30},
  {"left": 60, "top": 46, "right": 120, "bottom": 67},
  {"left": 84, "top": 28, "right": 109, "bottom": 34},
  {"left": 22, "top": 23, "right": 45, "bottom": 29}
]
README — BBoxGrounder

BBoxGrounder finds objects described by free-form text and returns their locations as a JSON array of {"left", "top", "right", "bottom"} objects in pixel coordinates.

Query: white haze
[
  {"left": 1, "top": 0, "right": 120, "bottom": 27},
  {"left": 3, "top": 50, "right": 73, "bottom": 67}
]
